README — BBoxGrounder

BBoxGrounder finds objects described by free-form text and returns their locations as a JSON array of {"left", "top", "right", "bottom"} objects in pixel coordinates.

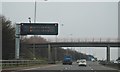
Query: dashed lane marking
[{"left": 91, "top": 69, "right": 94, "bottom": 70}]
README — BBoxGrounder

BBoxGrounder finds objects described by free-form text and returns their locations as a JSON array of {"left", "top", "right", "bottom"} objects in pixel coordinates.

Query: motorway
[{"left": 2, "top": 61, "right": 119, "bottom": 72}]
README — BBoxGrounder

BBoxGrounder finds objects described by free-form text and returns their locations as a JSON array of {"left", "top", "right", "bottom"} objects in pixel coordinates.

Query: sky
[
  {"left": 1, "top": 0, "right": 119, "bottom": 60},
  {"left": 1, "top": 0, "right": 120, "bottom": 2}
]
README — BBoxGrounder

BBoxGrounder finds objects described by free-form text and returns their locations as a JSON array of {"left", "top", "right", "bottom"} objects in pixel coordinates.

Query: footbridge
[{"left": 27, "top": 38, "right": 120, "bottom": 62}]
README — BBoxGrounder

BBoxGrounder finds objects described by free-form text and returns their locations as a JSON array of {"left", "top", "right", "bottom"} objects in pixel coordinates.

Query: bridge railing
[{"left": 45, "top": 37, "right": 120, "bottom": 42}]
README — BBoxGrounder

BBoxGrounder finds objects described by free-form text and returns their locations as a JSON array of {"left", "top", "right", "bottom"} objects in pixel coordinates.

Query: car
[
  {"left": 91, "top": 58, "right": 95, "bottom": 62},
  {"left": 62, "top": 55, "right": 72, "bottom": 65},
  {"left": 76, "top": 60, "right": 80, "bottom": 63},
  {"left": 78, "top": 59, "right": 87, "bottom": 66},
  {"left": 114, "top": 60, "right": 118, "bottom": 64}
]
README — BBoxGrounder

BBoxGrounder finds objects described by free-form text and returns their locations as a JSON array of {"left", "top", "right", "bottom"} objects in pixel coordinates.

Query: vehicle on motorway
[
  {"left": 76, "top": 60, "right": 80, "bottom": 63},
  {"left": 116, "top": 57, "right": 120, "bottom": 63},
  {"left": 91, "top": 58, "right": 95, "bottom": 62},
  {"left": 113, "top": 60, "right": 118, "bottom": 64},
  {"left": 78, "top": 59, "right": 87, "bottom": 66},
  {"left": 62, "top": 55, "right": 72, "bottom": 65}
]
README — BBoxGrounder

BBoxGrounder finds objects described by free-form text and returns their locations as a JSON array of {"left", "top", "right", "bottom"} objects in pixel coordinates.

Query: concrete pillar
[
  {"left": 48, "top": 44, "right": 52, "bottom": 63},
  {"left": 15, "top": 24, "right": 20, "bottom": 59},
  {"left": 54, "top": 47, "right": 57, "bottom": 63},
  {"left": 107, "top": 45, "right": 110, "bottom": 62}
]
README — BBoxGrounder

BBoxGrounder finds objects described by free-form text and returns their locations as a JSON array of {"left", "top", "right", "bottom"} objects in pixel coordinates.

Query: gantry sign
[
  {"left": 20, "top": 23, "right": 58, "bottom": 35},
  {"left": 15, "top": 23, "right": 58, "bottom": 59}
]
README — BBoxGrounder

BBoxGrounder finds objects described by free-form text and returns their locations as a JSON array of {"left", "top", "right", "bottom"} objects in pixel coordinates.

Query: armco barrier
[{"left": 1, "top": 60, "right": 47, "bottom": 68}]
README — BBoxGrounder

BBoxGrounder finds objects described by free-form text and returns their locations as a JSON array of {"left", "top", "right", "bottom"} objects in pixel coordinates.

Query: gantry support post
[
  {"left": 48, "top": 44, "right": 52, "bottom": 63},
  {"left": 15, "top": 24, "right": 20, "bottom": 59}
]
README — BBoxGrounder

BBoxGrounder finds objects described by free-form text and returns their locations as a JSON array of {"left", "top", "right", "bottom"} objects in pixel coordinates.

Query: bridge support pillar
[
  {"left": 48, "top": 44, "right": 52, "bottom": 63},
  {"left": 54, "top": 47, "right": 57, "bottom": 63},
  {"left": 107, "top": 45, "right": 110, "bottom": 62}
]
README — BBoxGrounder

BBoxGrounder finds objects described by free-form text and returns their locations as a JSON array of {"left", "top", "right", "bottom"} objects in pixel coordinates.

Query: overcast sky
[{"left": 1, "top": 0, "right": 119, "bottom": 60}]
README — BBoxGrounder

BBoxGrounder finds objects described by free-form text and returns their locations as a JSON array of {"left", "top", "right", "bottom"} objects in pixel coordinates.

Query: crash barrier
[{"left": 1, "top": 60, "right": 47, "bottom": 68}]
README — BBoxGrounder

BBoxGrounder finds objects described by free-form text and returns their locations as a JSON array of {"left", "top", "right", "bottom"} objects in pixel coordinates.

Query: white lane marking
[
  {"left": 89, "top": 66, "right": 94, "bottom": 70},
  {"left": 40, "top": 65, "right": 57, "bottom": 69},
  {"left": 65, "top": 67, "right": 68, "bottom": 70},
  {"left": 23, "top": 67, "right": 41, "bottom": 70},
  {"left": 22, "top": 65, "right": 57, "bottom": 70},
  {"left": 91, "top": 69, "right": 94, "bottom": 70}
]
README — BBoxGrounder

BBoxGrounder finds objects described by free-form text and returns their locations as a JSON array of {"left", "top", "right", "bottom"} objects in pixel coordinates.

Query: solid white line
[
  {"left": 22, "top": 65, "right": 57, "bottom": 70},
  {"left": 23, "top": 67, "right": 41, "bottom": 70}
]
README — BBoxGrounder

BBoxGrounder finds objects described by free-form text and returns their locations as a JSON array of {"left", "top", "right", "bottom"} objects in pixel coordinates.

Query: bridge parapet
[{"left": 45, "top": 37, "right": 120, "bottom": 43}]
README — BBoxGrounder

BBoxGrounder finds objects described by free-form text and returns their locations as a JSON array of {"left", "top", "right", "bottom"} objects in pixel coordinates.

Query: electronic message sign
[{"left": 20, "top": 23, "right": 58, "bottom": 35}]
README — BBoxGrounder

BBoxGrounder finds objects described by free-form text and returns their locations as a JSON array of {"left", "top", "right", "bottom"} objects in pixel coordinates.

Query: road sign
[{"left": 20, "top": 23, "right": 58, "bottom": 35}]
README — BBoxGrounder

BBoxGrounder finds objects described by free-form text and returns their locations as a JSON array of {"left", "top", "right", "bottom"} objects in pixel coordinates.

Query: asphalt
[{"left": 2, "top": 61, "right": 120, "bottom": 72}]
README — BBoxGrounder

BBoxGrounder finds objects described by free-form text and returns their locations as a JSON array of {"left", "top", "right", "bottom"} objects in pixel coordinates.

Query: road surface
[{"left": 2, "top": 61, "right": 119, "bottom": 72}]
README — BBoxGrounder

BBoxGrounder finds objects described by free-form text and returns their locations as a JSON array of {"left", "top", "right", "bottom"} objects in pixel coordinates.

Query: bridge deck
[{"left": 27, "top": 41, "right": 120, "bottom": 48}]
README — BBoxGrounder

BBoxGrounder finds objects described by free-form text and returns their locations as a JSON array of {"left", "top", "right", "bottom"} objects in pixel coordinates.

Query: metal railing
[
  {"left": 1, "top": 60, "right": 47, "bottom": 68},
  {"left": 45, "top": 37, "right": 120, "bottom": 42}
]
